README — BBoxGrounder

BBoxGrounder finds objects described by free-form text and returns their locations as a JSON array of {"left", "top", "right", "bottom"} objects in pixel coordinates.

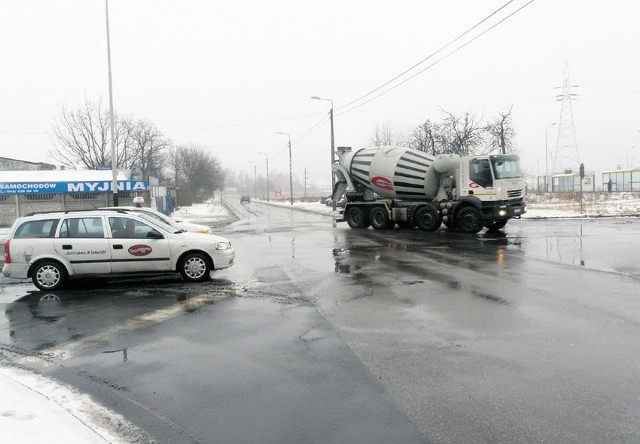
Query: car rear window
[{"left": 14, "top": 219, "right": 60, "bottom": 239}]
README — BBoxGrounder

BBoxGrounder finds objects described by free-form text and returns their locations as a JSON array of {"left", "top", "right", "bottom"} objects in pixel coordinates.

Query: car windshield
[
  {"left": 135, "top": 213, "right": 182, "bottom": 233},
  {"left": 137, "top": 209, "right": 175, "bottom": 226}
]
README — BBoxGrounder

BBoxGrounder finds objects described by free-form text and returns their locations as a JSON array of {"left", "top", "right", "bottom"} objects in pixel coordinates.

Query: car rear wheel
[
  {"left": 179, "top": 253, "right": 211, "bottom": 282},
  {"left": 32, "top": 260, "right": 67, "bottom": 291}
]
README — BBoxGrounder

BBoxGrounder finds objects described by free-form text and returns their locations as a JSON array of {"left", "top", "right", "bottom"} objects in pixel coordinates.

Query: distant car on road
[
  {"left": 241, "top": 195, "right": 251, "bottom": 203},
  {"left": 100, "top": 206, "right": 213, "bottom": 234},
  {"left": 2, "top": 209, "right": 234, "bottom": 290}
]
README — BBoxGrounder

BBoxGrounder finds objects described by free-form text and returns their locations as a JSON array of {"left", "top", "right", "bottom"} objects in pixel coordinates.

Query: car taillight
[{"left": 4, "top": 240, "right": 10, "bottom": 264}]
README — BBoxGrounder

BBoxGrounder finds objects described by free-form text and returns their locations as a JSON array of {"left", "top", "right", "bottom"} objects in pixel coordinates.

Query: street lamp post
[
  {"left": 258, "top": 152, "right": 269, "bottom": 202},
  {"left": 252, "top": 163, "right": 257, "bottom": 200},
  {"left": 311, "top": 96, "right": 335, "bottom": 211},
  {"left": 276, "top": 132, "right": 294, "bottom": 205},
  {"left": 545, "top": 122, "right": 557, "bottom": 193},
  {"left": 105, "top": 0, "right": 118, "bottom": 206}
]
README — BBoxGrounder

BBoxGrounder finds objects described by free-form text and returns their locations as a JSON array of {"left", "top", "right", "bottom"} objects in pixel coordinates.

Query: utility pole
[
  {"left": 276, "top": 132, "right": 293, "bottom": 205},
  {"left": 545, "top": 122, "right": 557, "bottom": 193},
  {"left": 304, "top": 168, "right": 307, "bottom": 201},
  {"left": 105, "top": 0, "right": 118, "bottom": 206},
  {"left": 258, "top": 153, "right": 269, "bottom": 202},
  {"left": 311, "top": 96, "right": 336, "bottom": 210}
]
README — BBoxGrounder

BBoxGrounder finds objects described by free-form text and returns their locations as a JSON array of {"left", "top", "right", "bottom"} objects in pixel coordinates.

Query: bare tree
[
  {"left": 369, "top": 122, "right": 397, "bottom": 147},
  {"left": 129, "top": 119, "right": 170, "bottom": 178},
  {"left": 439, "top": 110, "right": 484, "bottom": 156},
  {"left": 176, "top": 145, "right": 226, "bottom": 201},
  {"left": 50, "top": 99, "right": 112, "bottom": 169},
  {"left": 50, "top": 99, "right": 171, "bottom": 178},
  {"left": 485, "top": 107, "right": 515, "bottom": 154},
  {"left": 408, "top": 119, "right": 442, "bottom": 155}
]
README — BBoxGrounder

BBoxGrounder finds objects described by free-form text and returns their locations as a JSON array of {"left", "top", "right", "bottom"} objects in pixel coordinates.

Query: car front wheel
[
  {"left": 32, "top": 260, "right": 67, "bottom": 291},
  {"left": 179, "top": 253, "right": 211, "bottom": 282}
]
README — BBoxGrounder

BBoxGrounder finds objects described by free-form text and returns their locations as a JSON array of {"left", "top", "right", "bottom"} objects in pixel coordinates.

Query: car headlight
[
  {"left": 195, "top": 229, "right": 212, "bottom": 234},
  {"left": 214, "top": 242, "right": 231, "bottom": 250}
]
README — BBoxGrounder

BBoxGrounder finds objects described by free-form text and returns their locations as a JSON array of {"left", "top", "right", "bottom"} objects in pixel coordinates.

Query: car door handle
[
  {"left": 113, "top": 244, "right": 123, "bottom": 250},
  {"left": 62, "top": 245, "right": 72, "bottom": 250}
]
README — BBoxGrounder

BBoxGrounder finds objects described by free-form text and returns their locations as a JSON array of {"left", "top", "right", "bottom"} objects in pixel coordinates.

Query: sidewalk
[{"left": 0, "top": 365, "right": 144, "bottom": 444}]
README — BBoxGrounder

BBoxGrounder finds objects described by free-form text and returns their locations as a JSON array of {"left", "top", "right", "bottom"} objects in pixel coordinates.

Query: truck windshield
[{"left": 490, "top": 155, "right": 522, "bottom": 179}]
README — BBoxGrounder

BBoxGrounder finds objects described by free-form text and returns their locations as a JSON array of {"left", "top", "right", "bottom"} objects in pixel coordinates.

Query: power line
[
  {"left": 338, "top": 0, "right": 535, "bottom": 115},
  {"left": 292, "top": 113, "right": 330, "bottom": 144}
]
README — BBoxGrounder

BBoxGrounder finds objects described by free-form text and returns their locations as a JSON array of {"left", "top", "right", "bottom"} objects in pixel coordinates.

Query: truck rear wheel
[
  {"left": 456, "top": 207, "right": 484, "bottom": 234},
  {"left": 370, "top": 207, "right": 393, "bottom": 230},
  {"left": 484, "top": 220, "right": 507, "bottom": 231},
  {"left": 345, "top": 206, "right": 370, "bottom": 229},
  {"left": 414, "top": 206, "right": 441, "bottom": 231}
]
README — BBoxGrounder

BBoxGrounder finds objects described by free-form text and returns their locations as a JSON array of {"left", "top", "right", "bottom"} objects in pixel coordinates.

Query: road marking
[{"left": 17, "top": 290, "right": 234, "bottom": 367}]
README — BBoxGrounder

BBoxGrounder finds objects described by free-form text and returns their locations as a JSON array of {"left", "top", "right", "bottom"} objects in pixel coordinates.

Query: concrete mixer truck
[{"left": 331, "top": 146, "right": 526, "bottom": 234}]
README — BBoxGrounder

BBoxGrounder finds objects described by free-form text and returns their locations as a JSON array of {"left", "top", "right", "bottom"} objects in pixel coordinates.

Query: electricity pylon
[{"left": 553, "top": 62, "right": 580, "bottom": 174}]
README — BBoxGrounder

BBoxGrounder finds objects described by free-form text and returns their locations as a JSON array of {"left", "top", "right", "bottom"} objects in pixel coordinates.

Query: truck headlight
[
  {"left": 214, "top": 242, "right": 231, "bottom": 250},
  {"left": 498, "top": 209, "right": 507, "bottom": 217}
]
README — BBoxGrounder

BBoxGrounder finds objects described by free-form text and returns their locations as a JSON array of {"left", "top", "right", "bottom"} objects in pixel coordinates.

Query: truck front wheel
[
  {"left": 370, "top": 207, "right": 393, "bottom": 230},
  {"left": 345, "top": 206, "right": 370, "bottom": 229},
  {"left": 414, "top": 206, "right": 441, "bottom": 231},
  {"left": 456, "top": 207, "right": 484, "bottom": 234}
]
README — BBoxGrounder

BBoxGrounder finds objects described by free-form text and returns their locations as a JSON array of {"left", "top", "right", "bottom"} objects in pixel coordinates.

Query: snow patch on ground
[
  {"left": 172, "top": 196, "right": 229, "bottom": 219},
  {"left": 0, "top": 366, "right": 148, "bottom": 444}
]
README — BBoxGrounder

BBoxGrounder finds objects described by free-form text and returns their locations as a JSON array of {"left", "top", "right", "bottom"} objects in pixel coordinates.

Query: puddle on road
[{"left": 0, "top": 278, "right": 246, "bottom": 360}]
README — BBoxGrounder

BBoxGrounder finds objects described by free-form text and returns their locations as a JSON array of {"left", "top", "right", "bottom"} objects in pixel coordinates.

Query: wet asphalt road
[{"left": 1, "top": 201, "right": 640, "bottom": 443}]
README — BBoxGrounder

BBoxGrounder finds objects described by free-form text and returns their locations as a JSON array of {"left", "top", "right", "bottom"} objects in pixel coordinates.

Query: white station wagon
[
  {"left": 99, "top": 206, "right": 214, "bottom": 234},
  {"left": 2, "top": 209, "right": 235, "bottom": 290}
]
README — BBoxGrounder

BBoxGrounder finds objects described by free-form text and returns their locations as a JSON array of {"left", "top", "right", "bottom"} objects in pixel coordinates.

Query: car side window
[
  {"left": 110, "top": 217, "right": 160, "bottom": 239},
  {"left": 14, "top": 219, "right": 60, "bottom": 239},
  {"left": 59, "top": 217, "right": 105, "bottom": 238},
  {"left": 109, "top": 217, "right": 125, "bottom": 238}
]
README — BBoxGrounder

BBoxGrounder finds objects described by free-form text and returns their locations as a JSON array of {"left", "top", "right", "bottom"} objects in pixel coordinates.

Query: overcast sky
[{"left": 2, "top": 0, "right": 639, "bottom": 188}]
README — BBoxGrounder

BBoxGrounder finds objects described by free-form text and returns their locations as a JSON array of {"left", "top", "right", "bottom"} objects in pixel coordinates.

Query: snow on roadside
[
  {"left": 172, "top": 196, "right": 229, "bottom": 220},
  {"left": 264, "top": 194, "right": 640, "bottom": 219},
  {"left": 0, "top": 366, "right": 148, "bottom": 444}
]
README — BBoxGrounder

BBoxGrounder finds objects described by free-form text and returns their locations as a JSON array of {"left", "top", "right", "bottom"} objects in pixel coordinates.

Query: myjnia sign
[{"left": 0, "top": 180, "right": 148, "bottom": 195}]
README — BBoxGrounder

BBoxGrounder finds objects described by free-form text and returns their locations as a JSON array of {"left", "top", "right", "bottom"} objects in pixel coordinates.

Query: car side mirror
[{"left": 147, "top": 230, "right": 163, "bottom": 239}]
